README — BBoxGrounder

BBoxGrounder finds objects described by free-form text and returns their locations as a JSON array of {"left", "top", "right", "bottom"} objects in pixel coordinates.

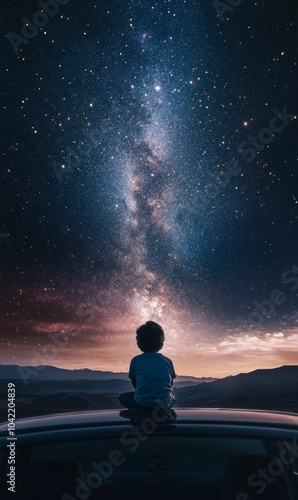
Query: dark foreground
[{"left": 1, "top": 408, "right": 298, "bottom": 500}]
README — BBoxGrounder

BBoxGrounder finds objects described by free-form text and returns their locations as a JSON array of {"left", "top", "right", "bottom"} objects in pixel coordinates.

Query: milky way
[{"left": 1, "top": 0, "right": 297, "bottom": 376}]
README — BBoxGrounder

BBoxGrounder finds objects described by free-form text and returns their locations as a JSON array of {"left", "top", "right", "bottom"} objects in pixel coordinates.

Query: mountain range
[
  {"left": 0, "top": 364, "right": 297, "bottom": 420},
  {"left": 174, "top": 365, "right": 298, "bottom": 412},
  {"left": 0, "top": 364, "right": 215, "bottom": 385}
]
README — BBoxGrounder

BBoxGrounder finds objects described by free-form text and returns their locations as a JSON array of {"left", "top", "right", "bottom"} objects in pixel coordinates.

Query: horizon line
[{"left": 0, "top": 362, "right": 297, "bottom": 379}]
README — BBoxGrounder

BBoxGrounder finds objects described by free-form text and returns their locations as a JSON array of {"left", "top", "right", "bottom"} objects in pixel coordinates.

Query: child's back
[
  {"left": 129, "top": 351, "right": 176, "bottom": 407},
  {"left": 119, "top": 321, "right": 176, "bottom": 409}
]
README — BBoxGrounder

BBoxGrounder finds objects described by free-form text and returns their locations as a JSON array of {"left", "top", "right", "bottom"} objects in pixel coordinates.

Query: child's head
[{"left": 136, "top": 321, "right": 165, "bottom": 353}]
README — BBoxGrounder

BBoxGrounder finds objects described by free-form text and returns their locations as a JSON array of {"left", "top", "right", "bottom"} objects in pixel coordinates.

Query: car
[{"left": 0, "top": 407, "right": 298, "bottom": 500}]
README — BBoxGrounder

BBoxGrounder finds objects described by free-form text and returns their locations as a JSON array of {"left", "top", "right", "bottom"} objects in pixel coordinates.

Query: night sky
[{"left": 0, "top": 0, "right": 297, "bottom": 377}]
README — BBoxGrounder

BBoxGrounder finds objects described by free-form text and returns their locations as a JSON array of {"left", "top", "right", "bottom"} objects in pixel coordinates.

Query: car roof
[{"left": 1, "top": 408, "right": 298, "bottom": 436}]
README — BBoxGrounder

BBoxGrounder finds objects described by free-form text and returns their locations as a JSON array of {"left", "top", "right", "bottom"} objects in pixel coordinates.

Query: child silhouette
[{"left": 119, "top": 321, "right": 176, "bottom": 410}]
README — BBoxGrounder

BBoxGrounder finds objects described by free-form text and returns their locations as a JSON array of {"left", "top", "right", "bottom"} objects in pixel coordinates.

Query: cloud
[{"left": 169, "top": 329, "right": 298, "bottom": 377}]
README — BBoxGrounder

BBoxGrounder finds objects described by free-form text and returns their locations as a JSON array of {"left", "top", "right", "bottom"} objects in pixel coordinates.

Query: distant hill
[
  {"left": 0, "top": 379, "right": 133, "bottom": 396},
  {"left": 175, "top": 365, "right": 298, "bottom": 412},
  {"left": 174, "top": 379, "right": 216, "bottom": 388},
  {"left": 0, "top": 364, "right": 215, "bottom": 385},
  {"left": 0, "top": 365, "right": 128, "bottom": 382}
]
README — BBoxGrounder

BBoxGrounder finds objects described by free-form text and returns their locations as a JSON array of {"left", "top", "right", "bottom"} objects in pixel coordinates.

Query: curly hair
[{"left": 136, "top": 321, "right": 165, "bottom": 353}]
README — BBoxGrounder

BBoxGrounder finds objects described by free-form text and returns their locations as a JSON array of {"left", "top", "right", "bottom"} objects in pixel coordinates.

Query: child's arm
[
  {"left": 129, "top": 359, "right": 137, "bottom": 388},
  {"left": 170, "top": 360, "right": 176, "bottom": 387}
]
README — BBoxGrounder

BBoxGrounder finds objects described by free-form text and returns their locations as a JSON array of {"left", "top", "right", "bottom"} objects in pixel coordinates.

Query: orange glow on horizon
[{"left": 3, "top": 327, "right": 298, "bottom": 379}]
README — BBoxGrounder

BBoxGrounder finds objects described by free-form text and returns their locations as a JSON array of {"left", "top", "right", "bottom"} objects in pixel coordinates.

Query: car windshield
[{"left": 0, "top": 0, "right": 297, "bottom": 423}]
